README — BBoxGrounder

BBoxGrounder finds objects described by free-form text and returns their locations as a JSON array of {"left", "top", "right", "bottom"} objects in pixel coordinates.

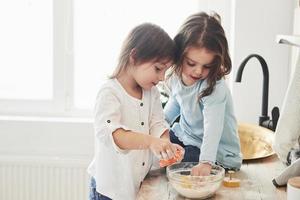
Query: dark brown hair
[
  {"left": 171, "top": 12, "right": 231, "bottom": 99},
  {"left": 110, "top": 23, "right": 176, "bottom": 78}
]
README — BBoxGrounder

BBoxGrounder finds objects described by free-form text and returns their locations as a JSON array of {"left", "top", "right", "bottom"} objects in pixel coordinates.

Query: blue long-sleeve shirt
[{"left": 164, "top": 74, "right": 242, "bottom": 169}]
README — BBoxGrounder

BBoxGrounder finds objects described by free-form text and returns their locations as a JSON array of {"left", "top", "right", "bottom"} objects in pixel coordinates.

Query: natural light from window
[
  {"left": 0, "top": 0, "right": 53, "bottom": 100},
  {"left": 74, "top": 0, "right": 200, "bottom": 110},
  {"left": 0, "top": 0, "right": 230, "bottom": 116}
]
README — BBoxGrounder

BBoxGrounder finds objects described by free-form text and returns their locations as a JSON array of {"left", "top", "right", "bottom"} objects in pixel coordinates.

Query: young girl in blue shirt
[
  {"left": 88, "top": 23, "right": 183, "bottom": 200},
  {"left": 164, "top": 12, "right": 242, "bottom": 176}
]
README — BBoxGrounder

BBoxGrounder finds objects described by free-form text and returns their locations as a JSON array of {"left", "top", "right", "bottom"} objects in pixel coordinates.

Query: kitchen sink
[{"left": 238, "top": 122, "right": 275, "bottom": 160}]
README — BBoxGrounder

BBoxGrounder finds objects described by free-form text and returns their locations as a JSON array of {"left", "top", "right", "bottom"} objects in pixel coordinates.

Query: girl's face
[
  {"left": 132, "top": 59, "right": 172, "bottom": 90},
  {"left": 181, "top": 47, "right": 215, "bottom": 86}
]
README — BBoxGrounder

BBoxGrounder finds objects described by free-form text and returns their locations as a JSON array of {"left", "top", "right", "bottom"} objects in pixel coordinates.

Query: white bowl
[{"left": 167, "top": 162, "right": 225, "bottom": 199}]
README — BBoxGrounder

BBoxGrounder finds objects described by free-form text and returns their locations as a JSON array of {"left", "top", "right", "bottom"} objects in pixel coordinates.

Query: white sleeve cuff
[{"left": 108, "top": 124, "right": 130, "bottom": 154}]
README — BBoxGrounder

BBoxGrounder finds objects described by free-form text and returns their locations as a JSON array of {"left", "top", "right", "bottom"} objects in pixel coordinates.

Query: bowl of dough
[{"left": 166, "top": 162, "right": 225, "bottom": 199}]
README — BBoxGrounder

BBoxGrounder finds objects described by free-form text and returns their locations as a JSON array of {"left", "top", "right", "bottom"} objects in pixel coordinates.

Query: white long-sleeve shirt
[{"left": 87, "top": 78, "right": 169, "bottom": 200}]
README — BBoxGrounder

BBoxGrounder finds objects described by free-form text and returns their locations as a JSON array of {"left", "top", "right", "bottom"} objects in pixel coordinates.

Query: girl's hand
[
  {"left": 173, "top": 144, "right": 185, "bottom": 162},
  {"left": 149, "top": 137, "right": 181, "bottom": 160},
  {"left": 158, "top": 144, "right": 185, "bottom": 167},
  {"left": 191, "top": 162, "right": 212, "bottom": 176}
]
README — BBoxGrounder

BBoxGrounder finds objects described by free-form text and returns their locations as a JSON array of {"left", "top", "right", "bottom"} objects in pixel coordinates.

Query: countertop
[{"left": 137, "top": 155, "right": 287, "bottom": 200}]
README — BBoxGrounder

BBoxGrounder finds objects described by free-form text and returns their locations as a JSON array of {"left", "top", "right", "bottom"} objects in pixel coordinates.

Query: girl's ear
[{"left": 129, "top": 49, "right": 137, "bottom": 65}]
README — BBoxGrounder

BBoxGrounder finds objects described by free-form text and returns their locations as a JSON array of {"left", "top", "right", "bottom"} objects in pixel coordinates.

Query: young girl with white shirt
[
  {"left": 164, "top": 12, "right": 242, "bottom": 176},
  {"left": 87, "top": 23, "right": 183, "bottom": 200}
]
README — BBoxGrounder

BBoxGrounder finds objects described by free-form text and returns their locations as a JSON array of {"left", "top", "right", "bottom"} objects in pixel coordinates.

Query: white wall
[
  {"left": 0, "top": 117, "right": 94, "bottom": 159},
  {"left": 231, "top": 0, "right": 295, "bottom": 124}
]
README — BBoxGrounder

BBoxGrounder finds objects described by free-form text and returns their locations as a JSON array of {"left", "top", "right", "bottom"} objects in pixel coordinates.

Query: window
[
  {"left": 0, "top": 0, "right": 53, "bottom": 100},
  {"left": 0, "top": 0, "right": 67, "bottom": 116},
  {"left": 0, "top": 0, "right": 231, "bottom": 117},
  {"left": 73, "top": 0, "right": 201, "bottom": 110}
]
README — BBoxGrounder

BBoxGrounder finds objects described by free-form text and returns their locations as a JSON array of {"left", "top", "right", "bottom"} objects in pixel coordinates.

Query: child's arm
[
  {"left": 191, "top": 82, "right": 228, "bottom": 176},
  {"left": 112, "top": 128, "right": 177, "bottom": 159},
  {"left": 200, "top": 101, "right": 225, "bottom": 162},
  {"left": 199, "top": 83, "right": 226, "bottom": 164},
  {"left": 112, "top": 128, "right": 162, "bottom": 150},
  {"left": 149, "top": 88, "right": 171, "bottom": 138},
  {"left": 194, "top": 86, "right": 224, "bottom": 176},
  {"left": 146, "top": 87, "right": 184, "bottom": 159}
]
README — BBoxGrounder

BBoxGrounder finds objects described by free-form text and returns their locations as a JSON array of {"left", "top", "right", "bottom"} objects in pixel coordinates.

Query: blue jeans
[
  {"left": 89, "top": 177, "right": 112, "bottom": 200},
  {"left": 169, "top": 130, "right": 200, "bottom": 162}
]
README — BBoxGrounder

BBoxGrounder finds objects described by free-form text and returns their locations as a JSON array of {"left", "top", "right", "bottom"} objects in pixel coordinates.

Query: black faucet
[{"left": 235, "top": 54, "right": 280, "bottom": 131}]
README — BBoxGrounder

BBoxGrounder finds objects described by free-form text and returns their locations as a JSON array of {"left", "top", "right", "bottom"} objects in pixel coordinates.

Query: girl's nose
[
  {"left": 158, "top": 72, "right": 165, "bottom": 81},
  {"left": 195, "top": 66, "right": 203, "bottom": 75}
]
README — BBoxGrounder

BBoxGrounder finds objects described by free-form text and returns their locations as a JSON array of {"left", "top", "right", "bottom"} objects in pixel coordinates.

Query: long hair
[
  {"left": 110, "top": 23, "right": 176, "bottom": 78},
  {"left": 171, "top": 12, "right": 231, "bottom": 99}
]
